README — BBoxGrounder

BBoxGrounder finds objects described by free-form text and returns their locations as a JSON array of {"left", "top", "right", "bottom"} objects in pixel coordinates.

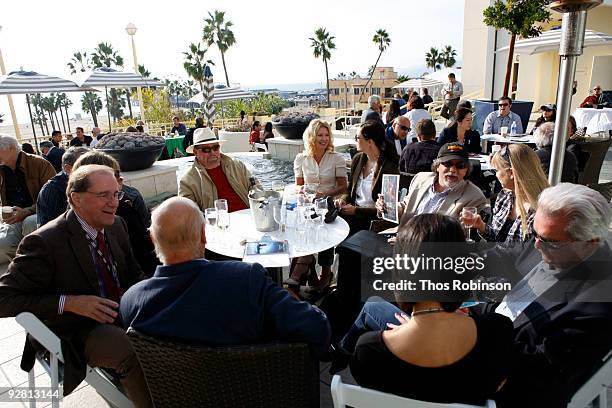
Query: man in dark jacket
[
  {"left": 360, "top": 95, "right": 383, "bottom": 124},
  {"left": 121, "top": 197, "right": 331, "bottom": 356},
  {"left": 39, "top": 140, "right": 64, "bottom": 173},
  {"left": 534, "top": 122, "right": 578, "bottom": 183},
  {"left": 399, "top": 119, "right": 440, "bottom": 175}
]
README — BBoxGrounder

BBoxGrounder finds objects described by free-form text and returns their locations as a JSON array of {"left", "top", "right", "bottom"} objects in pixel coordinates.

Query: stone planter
[
  {"left": 473, "top": 100, "right": 534, "bottom": 134},
  {"left": 97, "top": 145, "right": 164, "bottom": 172},
  {"left": 218, "top": 130, "right": 251, "bottom": 153},
  {"left": 272, "top": 123, "right": 309, "bottom": 140}
]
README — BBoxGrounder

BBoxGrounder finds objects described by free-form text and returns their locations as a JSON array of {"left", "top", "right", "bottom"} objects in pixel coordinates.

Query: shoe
[{"left": 329, "top": 345, "right": 351, "bottom": 375}]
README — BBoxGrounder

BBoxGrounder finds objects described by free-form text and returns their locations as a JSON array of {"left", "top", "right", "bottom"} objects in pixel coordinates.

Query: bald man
[
  {"left": 385, "top": 116, "right": 411, "bottom": 155},
  {"left": 120, "top": 197, "right": 330, "bottom": 355}
]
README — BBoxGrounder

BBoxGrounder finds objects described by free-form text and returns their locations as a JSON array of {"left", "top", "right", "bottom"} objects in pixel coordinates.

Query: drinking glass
[
  {"left": 315, "top": 198, "right": 328, "bottom": 227},
  {"left": 214, "top": 199, "right": 230, "bottom": 246},
  {"left": 204, "top": 208, "right": 217, "bottom": 228},
  {"left": 303, "top": 184, "right": 318, "bottom": 206},
  {"left": 273, "top": 203, "right": 287, "bottom": 233},
  {"left": 500, "top": 126, "right": 508, "bottom": 138},
  {"left": 461, "top": 207, "right": 478, "bottom": 243}
]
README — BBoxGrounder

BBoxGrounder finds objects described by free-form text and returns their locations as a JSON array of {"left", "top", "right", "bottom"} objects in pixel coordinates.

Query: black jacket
[
  {"left": 437, "top": 126, "right": 482, "bottom": 153},
  {"left": 536, "top": 146, "right": 578, "bottom": 183}
]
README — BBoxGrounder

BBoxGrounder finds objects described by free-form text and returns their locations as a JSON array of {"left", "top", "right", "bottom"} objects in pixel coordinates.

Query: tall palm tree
[
  {"left": 55, "top": 93, "right": 67, "bottom": 132},
  {"left": 30, "top": 94, "right": 48, "bottom": 135},
  {"left": 81, "top": 93, "right": 103, "bottom": 127},
  {"left": 309, "top": 27, "right": 336, "bottom": 108},
  {"left": 62, "top": 94, "right": 73, "bottom": 132},
  {"left": 138, "top": 64, "right": 151, "bottom": 78},
  {"left": 441, "top": 45, "right": 457, "bottom": 68},
  {"left": 425, "top": 47, "right": 442, "bottom": 72},
  {"left": 203, "top": 10, "right": 236, "bottom": 87},
  {"left": 67, "top": 50, "right": 96, "bottom": 127},
  {"left": 359, "top": 29, "right": 391, "bottom": 102},
  {"left": 183, "top": 42, "right": 214, "bottom": 92}
]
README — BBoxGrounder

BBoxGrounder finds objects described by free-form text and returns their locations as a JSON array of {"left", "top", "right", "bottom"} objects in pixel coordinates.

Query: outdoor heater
[{"left": 548, "top": 0, "right": 602, "bottom": 185}]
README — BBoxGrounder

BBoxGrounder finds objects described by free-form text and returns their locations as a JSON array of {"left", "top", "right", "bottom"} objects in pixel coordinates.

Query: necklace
[{"left": 411, "top": 307, "right": 447, "bottom": 317}]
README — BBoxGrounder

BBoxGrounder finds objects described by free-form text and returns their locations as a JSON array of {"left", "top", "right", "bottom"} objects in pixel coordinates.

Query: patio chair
[
  {"left": 15, "top": 312, "right": 133, "bottom": 408},
  {"left": 126, "top": 328, "right": 319, "bottom": 408},
  {"left": 577, "top": 137, "right": 612, "bottom": 185},
  {"left": 589, "top": 181, "right": 612, "bottom": 202},
  {"left": 331, "top": 375, "right": 496, "bottom": 408},
  {"left": 567, "top": 350, "right": 612, "bottom": 408}
]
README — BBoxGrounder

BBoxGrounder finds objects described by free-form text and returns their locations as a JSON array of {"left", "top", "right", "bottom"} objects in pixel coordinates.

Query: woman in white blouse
[
  {"left": 404, "top": 95, "right": 432, "bottom": 143},
  {"left": 293, "top": 119, "right": 348, "bottom": 288}
]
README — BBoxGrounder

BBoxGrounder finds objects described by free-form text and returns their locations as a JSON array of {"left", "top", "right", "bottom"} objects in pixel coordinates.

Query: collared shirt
[
  {"left": 442, "top": 80, "right": 463, "bottom": 100},
  {"left": 495, "top": 261, "right": 559, "bottom": 321},
  {"left": 416, "top": 178, "right": 466, "bottom": 215},
  {"left": 479, "top": 189, "right": 534, "bottom": 243},
  {"left": 294, "top": 152, "right": 348, "bottom": 193},
  {"left": 482, "top": 111, "right": 523, "bottom": 134},
  {"left": 355, "top": 168, "right": 375, "bottom": 207},
  {"left": 1, "top": 152, "right": 34, "bottom": 208}
]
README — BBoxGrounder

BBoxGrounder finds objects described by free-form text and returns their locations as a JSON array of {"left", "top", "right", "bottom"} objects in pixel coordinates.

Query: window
[
  {"left": 332, "top": 88, "right": 340, "bottom": 95},
  {"left": 353, "top": 88, "right": 361, "bottom": 95},
  {"left": 371, "top": 87, "right": 381, "bottom": 95}
]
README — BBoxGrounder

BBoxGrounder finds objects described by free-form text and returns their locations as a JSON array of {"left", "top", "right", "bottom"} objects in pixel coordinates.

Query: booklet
[
  {"left": 243, "top": 237, "right": 290, "bottom": 268},
  {"left": 382, "top": 174, "right": 400, "bottom": 224}
]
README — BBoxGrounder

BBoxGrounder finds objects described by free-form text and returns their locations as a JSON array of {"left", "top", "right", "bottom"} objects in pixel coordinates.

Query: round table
[
  {"left": 205, "top": 208, "right": 350, "bottom": 260},
  {"left": 164, "top": 135, "right": 186, "bottom": 157},
  {"left": 573, "top": 108, "right": 612, "bottom": 134}
]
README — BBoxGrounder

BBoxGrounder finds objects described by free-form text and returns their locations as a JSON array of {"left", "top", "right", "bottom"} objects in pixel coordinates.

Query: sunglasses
[
  {"left": 195, "top": 145, "right": 221, "bottom": 153},
  {"left": 533, "top": 230, "right": 573, "bottom": 251},
  {"left": 398, "top": 125, "right": 410, "bottom": 131},
  {"left": 498, "top": 103, "right": 509, "bottom": 107},
  {"left": 440, "top": 160, "right": 467, "bottom": 170}
]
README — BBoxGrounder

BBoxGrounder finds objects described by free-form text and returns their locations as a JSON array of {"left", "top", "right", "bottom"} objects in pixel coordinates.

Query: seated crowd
[{"left": 0, "top": 96, "right": 610, "bottom": 408}]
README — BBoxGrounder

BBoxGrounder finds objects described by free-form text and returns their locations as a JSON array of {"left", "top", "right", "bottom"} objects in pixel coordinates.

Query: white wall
[{"left": 589, "top": 55, "right": 612, "bottom": 90}]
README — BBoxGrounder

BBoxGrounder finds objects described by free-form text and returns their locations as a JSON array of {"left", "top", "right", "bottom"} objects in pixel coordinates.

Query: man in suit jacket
[
  {"left": 0, "top": 164, "right": 151, "bottom": 407},
  {"left": 394, "top": 142, "right": 489, "bottom": 222},
  {"left": 40, "top": 140, "right": 64, "bottom": 172},
  {"left": 482, "top": 183, "right": 612, "bottom": 407},
  {"left": 120, "top": 197, "right": 331, "bottom": 356}
]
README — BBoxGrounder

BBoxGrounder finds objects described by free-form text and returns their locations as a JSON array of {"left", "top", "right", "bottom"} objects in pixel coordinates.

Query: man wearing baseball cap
[
  {"left": 179, "top": 128, "right": 260, "bottom": 212},
  {"left": 378, "top": 142, "right": 489, "bottom": 223}
]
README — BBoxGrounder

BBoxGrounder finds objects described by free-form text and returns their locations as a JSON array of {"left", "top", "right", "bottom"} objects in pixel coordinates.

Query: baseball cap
[{"left": 437, "top": 142, "right": 469, "bottom": 162}]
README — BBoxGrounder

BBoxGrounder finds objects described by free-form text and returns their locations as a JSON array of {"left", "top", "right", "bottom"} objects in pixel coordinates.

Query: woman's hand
[
  {"left": 334, "top": 198, "right": 346, "bottom": 209},
  {"left": 460, "top": 213, "right": 485, "bottom": 233},
  {"left": 386, "top": 312, "right": 410, "bottom": 329},
  {"left": 340, "top": 204, "right": 356, "bottom": 215},
  {"left": 375, "top": 194, "right": 385, "bottom": 215}
]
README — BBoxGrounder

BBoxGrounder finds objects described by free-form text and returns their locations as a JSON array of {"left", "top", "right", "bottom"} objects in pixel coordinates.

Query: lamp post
[
  {"left": 125, "top": 23, "right": 146, "bottom": 124},
  {"left": 547, "top": 0, "right": 601, "bottom": 185},
  {"left": 0, "top": 25, "right": 22, "bottom": 141}
]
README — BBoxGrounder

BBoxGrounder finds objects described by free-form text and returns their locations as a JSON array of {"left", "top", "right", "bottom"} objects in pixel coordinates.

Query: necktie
[{"left": 95, "top": 231, "right": 122, "bottom": 302}]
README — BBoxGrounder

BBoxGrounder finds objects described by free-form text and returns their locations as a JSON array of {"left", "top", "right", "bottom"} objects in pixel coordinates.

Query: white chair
[
  {"left": 15, "top": 312, "right": 133, "bottom": 408},
  {"left": 567, "top": 350, "right": 612, "bottom": 408},
  {"left": 331, "top": 375, "right": 496, "bottom": 408}
]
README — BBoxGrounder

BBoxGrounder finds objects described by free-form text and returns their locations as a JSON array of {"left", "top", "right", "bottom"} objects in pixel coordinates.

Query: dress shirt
[
  {"left": 416, "top": 180, "right": 466, "bottom": 215},
  {"left": 442, "top": 81, "right": 463, "bottom": 100},
  {"left": 482, "top": 111, "right": 523, "bottom": 135},
  {"left": 293, "top": 152, "right": 347, "bottom": 193}
]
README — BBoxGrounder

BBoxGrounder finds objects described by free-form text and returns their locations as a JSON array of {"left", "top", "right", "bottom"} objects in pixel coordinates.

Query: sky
[{"left": 0, "top": 0, "right": 465, "bottom": 125}]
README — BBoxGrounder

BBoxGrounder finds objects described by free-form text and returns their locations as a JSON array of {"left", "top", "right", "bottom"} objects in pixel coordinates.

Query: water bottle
[{"left": 510, "top": 121, "right": 517, "bottom": 135}]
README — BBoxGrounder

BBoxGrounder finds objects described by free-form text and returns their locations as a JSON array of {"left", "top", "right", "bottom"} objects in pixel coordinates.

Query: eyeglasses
[
  {"left": 440, "top": 160, "right": 467, "bottom": 170},
  {"left": 195, "top": 145, "right": 221, "bottom": 153},
  {"left": 533, "top": 230, "right": 572, "bottom": 251},
  {"left": 498, "top": 103, "right": 509, "bottom": 107},
  {"left": 398, "top": 125, "right": 410, "bottom": 131},
  {"left": 85, "top": 190, "right": 125, "bottom": 201}
]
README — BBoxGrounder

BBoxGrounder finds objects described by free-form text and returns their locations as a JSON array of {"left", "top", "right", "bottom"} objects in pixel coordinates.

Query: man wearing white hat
[{"left": 179, "top": 128, "right": 260, "bottom": 212}]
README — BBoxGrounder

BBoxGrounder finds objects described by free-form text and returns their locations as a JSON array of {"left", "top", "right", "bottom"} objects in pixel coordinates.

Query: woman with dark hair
[
  {"left": 421, "top": 88, "right": 433, "bottom": 105},
  {"left": 335, "top": 120, "right": 399, "bottom": 234},
  {"left": 261, "top": 122, "right": 274, "bottom": 146},
  {"left": 403, "top": 95, "right": 432, "bottom": 142},
  {"left": 531, "top": 104, "right": 556, "bottom": 134},
  {"left": 436, "top": 107, "right": 482, "bottom": 153},
  {"left": 337, "top": 213, "right": 513, "bottom": 405},
  {"left": 383, "top": 99, "right": 401, "bottom": 128}
]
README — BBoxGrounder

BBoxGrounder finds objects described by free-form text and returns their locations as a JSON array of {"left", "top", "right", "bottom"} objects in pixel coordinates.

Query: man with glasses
[
  {"left": 385, "top": 116, "right": 411, "bottom": 155},
  {"left": 179, "top": 127, "right": 260, "bottom": 212},
  {"left": 579, "top": 84, "right": 602, "bottom": 108},
  {"left": 480, "top": 183, "right": 612, "bottom": 407},
  {"left": 0, "top": 164, "right": 152, "bottom": 407},
  {"left": 482, "top": 96, "right": 523, "bottom": 135}
]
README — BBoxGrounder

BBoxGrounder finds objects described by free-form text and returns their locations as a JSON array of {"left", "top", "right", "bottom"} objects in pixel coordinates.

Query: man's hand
[
  {"left": 340, "top": 204, "right": 356, "bottom": 215},
  {"left": 5, "top": 207, "right": 31, "bottom": 225},
  {"left": 64, "top": 295, "right": 119, "bottom": 324},
  {"left": 334, "top": 198, "right": 346, "bottom": 209}
]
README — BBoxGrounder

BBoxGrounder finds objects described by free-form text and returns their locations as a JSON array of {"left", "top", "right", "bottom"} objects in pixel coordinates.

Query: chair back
[
  {"left": 577, "top": 137, "right": 612, "bottom": 185},
  {"left": 567, "top": 351, "right": 612, "bottom": 408},
  {"left": 589, "top": 181, "right": 612, "bottom": 202},
  {"left": 127, "top": 328, "right": 319, "bottom": 408},
  {"left": 331, "top": 375, "right": 496, "bottom": 408}
]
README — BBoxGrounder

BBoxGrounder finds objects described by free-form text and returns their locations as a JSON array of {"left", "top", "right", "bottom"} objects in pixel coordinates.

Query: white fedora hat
[{"left": 186, "top": 127, "right": 225, "bottom": 154}]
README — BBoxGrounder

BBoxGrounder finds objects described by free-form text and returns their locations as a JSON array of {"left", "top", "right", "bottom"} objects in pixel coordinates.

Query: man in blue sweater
[{"left": 120, "top": 197, "right": 330, "bottom": 355}]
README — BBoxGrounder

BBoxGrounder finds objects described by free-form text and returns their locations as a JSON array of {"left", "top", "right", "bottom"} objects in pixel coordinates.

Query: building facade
[{"left": 328, "top": 67, "right": 399, "bottom": 110}]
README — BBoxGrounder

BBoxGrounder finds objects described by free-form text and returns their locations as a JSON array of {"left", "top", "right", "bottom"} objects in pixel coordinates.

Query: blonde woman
[
  {"left": 292, "top": 119, "right": 348, "bottom": 288},
  {"left": 463, "top": 144, "right": 548, "bottom": 243}
]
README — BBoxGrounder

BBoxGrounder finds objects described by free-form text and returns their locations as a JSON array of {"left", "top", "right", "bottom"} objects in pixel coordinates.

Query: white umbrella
[
  {"left": 187, "top": 86, "right": 256, "bottom": 104},
  {"left": 201, "top": 65, "right": 216, "bottom": 127},
  {"left": 393, "top": 77, "right": 444, "bottom": 89},
  {"left": 496, "top": 28, "right": 612, "bottom": 55},
  {"left": 423, "top": 68, "right": 462, "bottom": 83},
  {"left": 77, "top": 67, "right": 163, "bottom": 130},
  {"left": 0, "top": 70, "right": 98, "bottom": 150}
]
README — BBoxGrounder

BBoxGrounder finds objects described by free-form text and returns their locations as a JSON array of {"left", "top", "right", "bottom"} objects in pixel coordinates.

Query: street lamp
[
  {"left": 0, "top": 25, "right": 22, "bottom": 141},
  {"left": 125, "top": 22, "right": 146, "bottom": 124}
]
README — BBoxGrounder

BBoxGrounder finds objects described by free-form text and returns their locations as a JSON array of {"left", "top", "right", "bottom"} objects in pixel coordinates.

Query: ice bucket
[{"left": 249, "top": 190, "right": 282, "bottom": 232}]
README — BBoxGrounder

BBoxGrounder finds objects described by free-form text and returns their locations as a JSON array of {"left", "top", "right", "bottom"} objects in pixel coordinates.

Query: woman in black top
[
  {"left": 436, "top": 107, "right": 482, "bottom": 153},
  {"left": 344, "top": 214, "right": 513, "bottom": 405}
]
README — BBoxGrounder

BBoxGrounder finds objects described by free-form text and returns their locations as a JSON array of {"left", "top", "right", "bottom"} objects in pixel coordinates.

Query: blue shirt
[{"left": 483, "top": 111, "right": 523, "bottom": 135}]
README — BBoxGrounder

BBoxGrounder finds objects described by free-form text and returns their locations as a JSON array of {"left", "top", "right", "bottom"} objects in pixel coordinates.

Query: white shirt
[
  {"left": 90, "top": 138, "right": 99, "bottom": 148},
  {"left": 293, "top": 151, "right": 347, "bottom": 193},
  {"left": 355, "top": 169, "right": 375, "bottom": 207},
  {"left": 404, "top": 109, "right": 432, "bottom": 141}
]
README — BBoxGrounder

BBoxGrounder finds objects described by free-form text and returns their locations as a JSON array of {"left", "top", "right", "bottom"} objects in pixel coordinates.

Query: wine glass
[
  {"left": 214, "top": 199, "right": 230, "bottom": 246},
  {"left": 461, "top": 207, "right": 477, "bottom": 243},
  {"left": 315, "top": 198, "right": 328, "bottom": 227},
  {"left": 273, "top": 203, "right": 287, "bottom": 233},
  {"left": 204, "top": 208, "right": 217, "bottom": 228},
  {"left": 303, "top": 184, "right": 318, "bottom": 206}
]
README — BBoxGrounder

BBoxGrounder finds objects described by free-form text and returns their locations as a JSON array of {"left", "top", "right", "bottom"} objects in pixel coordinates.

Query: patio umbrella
[
  {"left": 76, "top": 67, "right": 163, "bottom": 131},
  {"left": 202, "top": 65, "right": 216, "bottom": 127},
  {"left": 187, "top": 85, "right": 255, "bottom": 127},
  {"left": 424, "top": 68, "right": 462, "bottom": 83},
  {"left": 0, "top": 70, "right": 97, "bottom": 151},
  {"left": 392, "top": 77, "right": 444, "bottom": 89},
  {"left": 496, "top": 28, "right": 612, "bottom": 55}
]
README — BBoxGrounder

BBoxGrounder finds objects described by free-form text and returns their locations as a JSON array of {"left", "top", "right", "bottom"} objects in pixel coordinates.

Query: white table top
[
  {"left": 480, "top": 134, "right": 534, "bottom": 144},
  {"left": 573, "top": 108, "right": 612, "bottom": 134},
  {"left": 206, "top": 208, "right": 350, "bottom": 260}
]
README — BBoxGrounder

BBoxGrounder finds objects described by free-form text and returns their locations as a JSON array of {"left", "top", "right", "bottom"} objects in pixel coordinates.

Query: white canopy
[
  {"left": 497, "top": 29, "right": 612, "bottom": 55},
  {"left": 187, "top": 86, "right": 256, "bottom": 104},
  {"left": 0, "top": 70, "right": 97, "bottom": 95},
  {"left": 393, "top": 77, "right": 444, "bottom": 89},
  {"left": 76, "top": 67, "right": 163, "bottom": 88},
  {"left": 424, "top": 68, "right": 462, "bottom": 83}
]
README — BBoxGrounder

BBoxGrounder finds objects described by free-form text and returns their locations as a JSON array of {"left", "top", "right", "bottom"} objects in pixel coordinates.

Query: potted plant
[{"left": 272, "top": 112, "right": 320, "bottom": 140}]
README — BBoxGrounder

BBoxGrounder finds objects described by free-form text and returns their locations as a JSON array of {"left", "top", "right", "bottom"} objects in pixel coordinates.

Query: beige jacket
[
  {"left": 400, "top": 172, "right": 489, "bottom": 220},
  {"left": 179, "top": 154, "right": 259, "bottom": 210}
]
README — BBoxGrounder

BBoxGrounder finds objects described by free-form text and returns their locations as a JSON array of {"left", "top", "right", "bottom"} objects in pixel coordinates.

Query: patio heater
[{"left": 548, "top": 0, "right": 601, "bottom": 185}]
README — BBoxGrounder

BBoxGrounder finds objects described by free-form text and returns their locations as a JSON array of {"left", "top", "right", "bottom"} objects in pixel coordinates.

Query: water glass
[
  {"left": 273, "top": 203, "right": 287, "bottom": 233},
  {"left": 315, "top": 198, "right": 328, "bottom": 227},
  {"left": 205, "top": 208, "right": 217, "bottom": 228},
  {"left": 303, "top": 184, "right": 318, "bottom": 206},
  {"left": 214, "top": 199, "right": 230, "bottom": 246},
  {"left": 461, "top": 207, "right": 477, "bottom": 243}
]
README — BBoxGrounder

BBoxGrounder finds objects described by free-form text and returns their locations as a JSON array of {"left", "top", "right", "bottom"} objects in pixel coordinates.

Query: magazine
[{"left": 382, "top": 174, "right": 400, "bottom": 224}]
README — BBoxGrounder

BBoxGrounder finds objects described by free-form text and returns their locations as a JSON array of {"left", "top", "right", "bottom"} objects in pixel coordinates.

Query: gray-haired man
[{"left": 361, "top": 95, "right": 384, "bottom": 124}]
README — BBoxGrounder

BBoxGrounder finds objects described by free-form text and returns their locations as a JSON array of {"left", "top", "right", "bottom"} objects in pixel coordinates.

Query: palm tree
[
  {"left": 359, "top": 29, "right": 391, "bottom": 102},
  {"left": 91, "top": 43, "right": 129, "bottom": 119},
  {"left": 62, "top": 95, "right": 73, "bottom": 132},
  {"left": 55, "top": 93, "right": 67, "bottom": 132},
  {"left": 203, "top": 10, "right": 236, "bottom": 87},
  {"left": 183, "top": 42, "right": 214, "bottom": 92},
  {"left": 425, "top": 47, "right": 443, "bottom": 72},
  {"left": 441, "top": 45, "right": 457, "bottom": 68},
  {"left": 138, "top": 64, "right": 151, "bottom": 78},
  {"left": 67, "top": 50, "right": 97, "bottom": 127},
  {"left": 41, "top": 96, "right": 57, "bottom": 130},
  {"left": 396, "top": 75, "right": 412, "bottom": 84},
  {"left": 309, "top": 27, "right": 336, "bottom": 108},
  {"left": 30, "top": 94, "right": 48, "bottom": 135},
  {"left": 81, "top": 93, "right": 103, "bottom": 127}
]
